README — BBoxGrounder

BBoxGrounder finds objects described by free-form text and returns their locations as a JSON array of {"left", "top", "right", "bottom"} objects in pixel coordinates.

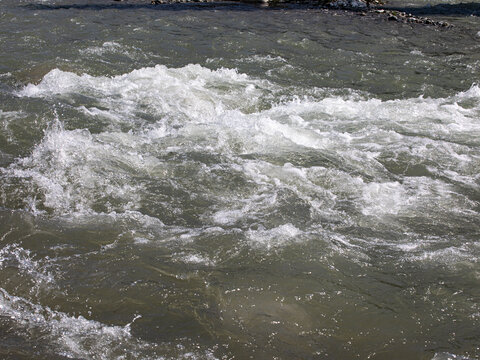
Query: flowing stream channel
[{"left": 0, "top": 0, "right": 479, "bottom": 358}]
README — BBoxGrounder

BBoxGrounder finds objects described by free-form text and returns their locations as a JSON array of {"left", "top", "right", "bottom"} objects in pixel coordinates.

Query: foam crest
[
  {"left": 267, "top": 90, "right": 480, "bottom": 146},
  {"left": 19, "top": 65, "right": 272, "bottom": 123},
  {"left": 432, "top": 352, "right": 476, "bottom": 360},
  {"left": 175, "top": 252, "right": 216, "bottom": 266},
  {"left": 456, "top": 84, "right": 480, "bottom": 100},
  {"left": 0, "top": 288, "right": 127, "bottom": 353},
  {"left": 361, "top": 181, "right": 408, "bottom": 216},
  {"left": 0, "top": 288, "right": 147, "bottom": 359},
  {"left": 0, "top": 244, "right": 55, "bottom": 295},
  {"left": 4, "top": 66, "right": 479, "bottom": 257},
  {"left": 17, "top": 66, "right": 480, "bottom": 156},
  {"left": 246, "top": 224, "right": 303, "bottom": 250},
  {"left": 79, "top": 41, "right": 143, "bottom": 60},
  {"left": 237, "top": 55, "right": 288, "bottom": 64},
  {"left": 0, "top": 287, "right": 219, "bottom": 359},
  {"left": 5, "top": 124, "right": 148, "bottom": 215},
  {"left": 0, "top": 109, "right": 23, "bottom": 120},
  {"left": 403, "top": 239, "right": 480, "bottom": 268}
]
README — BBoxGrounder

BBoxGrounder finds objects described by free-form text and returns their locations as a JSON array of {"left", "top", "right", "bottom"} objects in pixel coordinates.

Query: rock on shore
[{"left": 148, "top": 0, "right": 452, "bottom": 27}]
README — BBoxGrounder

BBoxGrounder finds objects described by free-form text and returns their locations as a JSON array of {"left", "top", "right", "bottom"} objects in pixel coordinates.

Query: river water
[{"left": 1, "top": 0, "right": 479, "bottom": 358}]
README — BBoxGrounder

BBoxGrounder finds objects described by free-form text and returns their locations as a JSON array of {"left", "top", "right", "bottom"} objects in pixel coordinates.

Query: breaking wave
[{"left": 0, "top": 65, "right": 477, "bottom": 264}]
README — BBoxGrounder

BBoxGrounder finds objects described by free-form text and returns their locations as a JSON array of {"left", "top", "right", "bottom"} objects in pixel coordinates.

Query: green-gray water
[{"left": 1, "top": 0, "right": 479, "bottom": 358}]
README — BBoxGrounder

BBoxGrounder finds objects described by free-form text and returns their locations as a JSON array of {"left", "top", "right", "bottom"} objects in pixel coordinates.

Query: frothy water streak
[{"left": 0, "top": 287, "right": 219, "bottom": 360}]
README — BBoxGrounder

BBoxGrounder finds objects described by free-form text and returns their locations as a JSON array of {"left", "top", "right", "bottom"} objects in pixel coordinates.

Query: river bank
[{"left": 149, "top": 0, "right": 454, "bottom": 27}]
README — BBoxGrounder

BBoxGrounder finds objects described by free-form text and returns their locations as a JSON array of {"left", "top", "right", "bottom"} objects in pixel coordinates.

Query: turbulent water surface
[{"left": 1, "top": 0, "right": 480, "bottom": 358}]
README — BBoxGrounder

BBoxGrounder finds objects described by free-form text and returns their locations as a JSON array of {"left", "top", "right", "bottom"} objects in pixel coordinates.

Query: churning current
[{"left": 0, "top": 0, "right": 479, "bottom": 359}]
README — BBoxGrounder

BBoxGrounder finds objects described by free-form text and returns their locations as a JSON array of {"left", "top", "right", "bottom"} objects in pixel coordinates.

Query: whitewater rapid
[{"left": 1, "top": 63, "right": 479, "bottom": 359}]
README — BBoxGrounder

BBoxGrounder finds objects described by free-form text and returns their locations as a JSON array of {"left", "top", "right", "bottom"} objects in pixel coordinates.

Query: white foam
[
  {"left": 5, "top": 65, "right": 479, "bottom": 257},
  {"left": 410, "top": 49, "right": 424, "bottom": 56},
  {"left": 17, "top": 67, "right": 480, "bottom": 154},
  {"left": 432, "top": 352, "right": 475, "bottom": 360},
  {"left": 456, "top": 83, "right": 480, "bottom": 99},
  {"left": 409, "top": 245, "right": 477, "bottom": 266},
  {"left": 0, "top": 287, "right": 219, "bottom": 359},
  {"left": 0, "top": 109, "right": 22, "bottom": 119},
  {"left": 237, "top": 55, "right": 287, "bottom": 64},
  {"left": 18, "top": 65, "right": 271, "bottom": 122},
  {"left": 361, "top": 181, "right": 407, "bottom": 216},
  {"left": 80, "top": 41, "right": 123, "bottom": 56},
  {"left": 0, "top": 288, "right": 130, "bottom": 357},
  {"left": 133, "top": 236, "right": 150, "bottom": 244},
  {"left": 213, "top": 208, "right": 245, "bottom": 225},
  {"left": 6, "top": 124, "right": 146, "bottom": 215},
  {"left": 176, "top": 253, "right": 216, "bottom": 266},
  {"left": 396, "top": 242, "right": 420, "bottom": 252},
  {"left": 247, "top": 224, "right": 303, "bottom": 250},
  {"left": 0, "top": 244, "right": 55, "bottom": 295}
]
